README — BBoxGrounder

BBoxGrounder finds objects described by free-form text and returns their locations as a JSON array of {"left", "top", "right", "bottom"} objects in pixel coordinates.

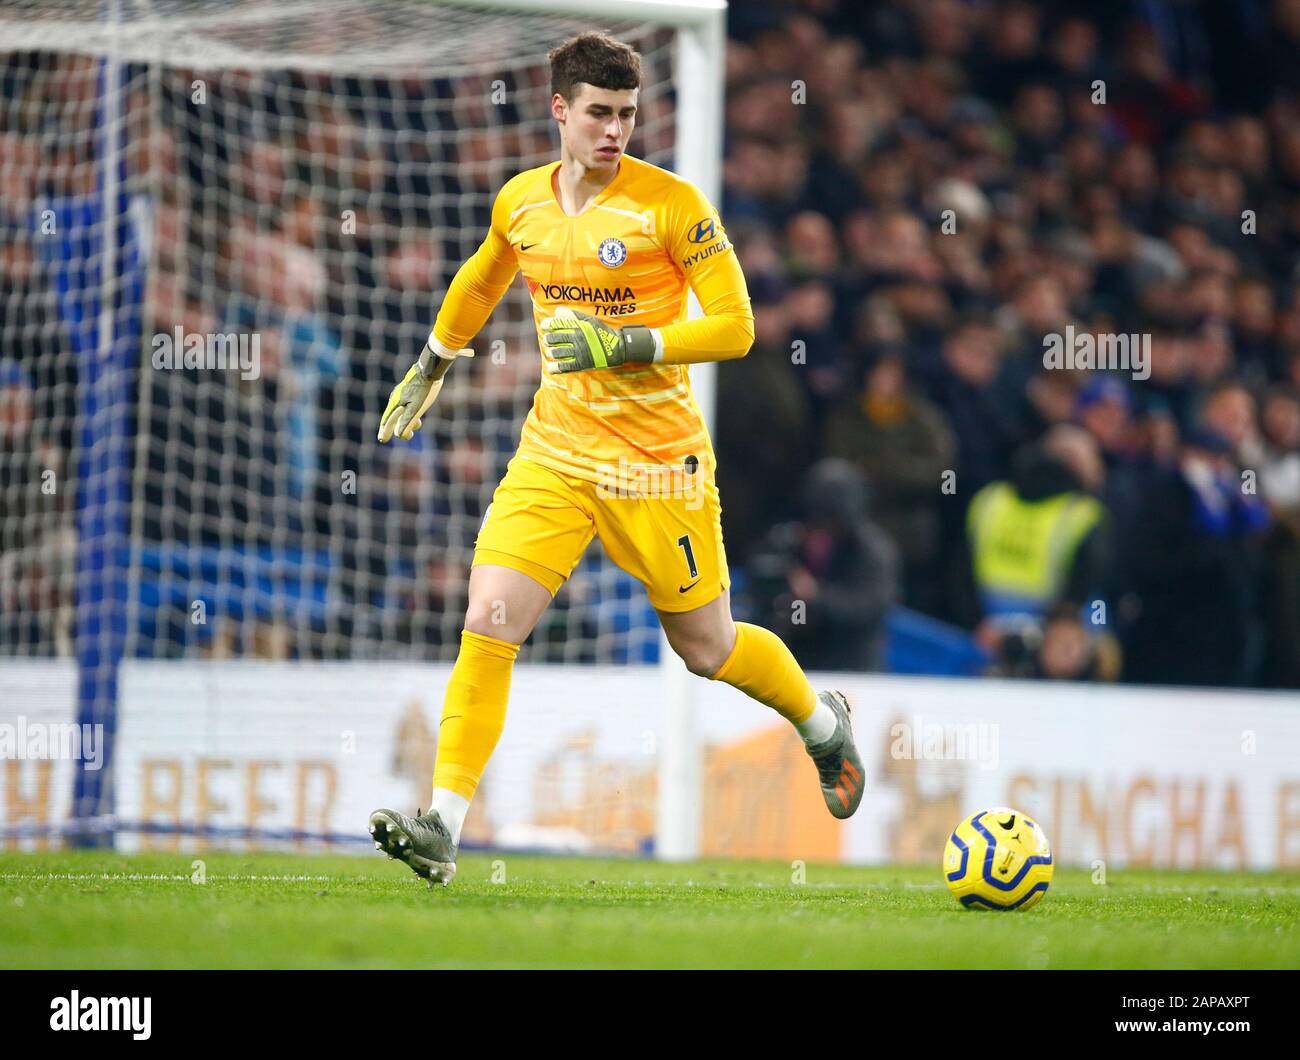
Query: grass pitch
[{"left": 1, "top": 850, "right": 1297, "bottom": 969}]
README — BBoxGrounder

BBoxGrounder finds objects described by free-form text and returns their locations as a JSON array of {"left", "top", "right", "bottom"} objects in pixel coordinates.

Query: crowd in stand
[
  {"left": 719, "top": 0, "right": 1300, "bottom": 687},
  {"left": 2, "top": 0, "right": 1299, "bottom": 687}
]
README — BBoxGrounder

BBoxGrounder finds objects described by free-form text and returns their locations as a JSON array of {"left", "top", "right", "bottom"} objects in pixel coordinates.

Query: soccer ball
[{"left": 943, "top": 807, "right": 1054, "bottom": 910}]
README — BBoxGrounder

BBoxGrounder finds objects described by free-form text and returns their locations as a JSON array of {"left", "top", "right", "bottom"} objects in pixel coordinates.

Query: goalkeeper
[{"left": 371, "top": 32, "right": 865, "bottom": 887}]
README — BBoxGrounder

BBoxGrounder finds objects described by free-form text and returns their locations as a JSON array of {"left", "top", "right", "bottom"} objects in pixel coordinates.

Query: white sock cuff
[
  {"left": 430, "top": 788, "right": 471, "bottom": 843},
  {"left": 794, "top": 695, "right": 837, "bottom": 747}
]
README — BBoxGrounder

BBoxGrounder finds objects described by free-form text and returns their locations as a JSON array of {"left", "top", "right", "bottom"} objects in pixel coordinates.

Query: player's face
[{"left": 556, "top": 84, "right": 637, "bottom": 170}]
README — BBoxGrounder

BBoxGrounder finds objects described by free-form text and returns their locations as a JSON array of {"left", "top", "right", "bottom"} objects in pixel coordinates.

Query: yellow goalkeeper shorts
[{"left": 472, "top": 454, "right": 730, "bottom": 613}]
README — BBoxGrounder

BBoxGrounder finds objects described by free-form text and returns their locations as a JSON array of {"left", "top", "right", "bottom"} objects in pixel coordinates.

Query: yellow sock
[
  {"left": 709, "top": 622, "right": 818, "bottom": 724},
  {"left": 431, "top": 629, "right": 519, "bottom": 800}
]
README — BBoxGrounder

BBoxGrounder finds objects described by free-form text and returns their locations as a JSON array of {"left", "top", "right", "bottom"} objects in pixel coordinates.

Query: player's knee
[
  {"left": 676, "top": 637, "right": 731, "bottom": 678},
  {"left": 463, "top": 599, "right": 522, "bottom": 642},
  {"left": 681, "top": 652, "right": 716, "bottom": 678}
]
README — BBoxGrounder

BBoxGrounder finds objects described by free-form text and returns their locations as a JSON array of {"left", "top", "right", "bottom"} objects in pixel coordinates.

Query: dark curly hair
[{"left": 548, "top": 31, "right": 641, "bottom": 101}]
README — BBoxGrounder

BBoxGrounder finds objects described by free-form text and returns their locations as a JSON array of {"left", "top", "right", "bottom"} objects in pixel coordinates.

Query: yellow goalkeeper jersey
[{"left": 431, "top": 154, "right": 754, "bottom": 485}]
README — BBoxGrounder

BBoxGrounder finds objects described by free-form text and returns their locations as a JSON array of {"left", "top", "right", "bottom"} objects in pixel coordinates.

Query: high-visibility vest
[{"left": 966, "top": 481, "right": 1103, "bottom": 617}]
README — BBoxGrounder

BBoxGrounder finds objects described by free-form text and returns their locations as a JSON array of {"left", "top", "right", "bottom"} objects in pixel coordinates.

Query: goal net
[{"left": 0, "top": 0, "right": 717, "bottom": 840}]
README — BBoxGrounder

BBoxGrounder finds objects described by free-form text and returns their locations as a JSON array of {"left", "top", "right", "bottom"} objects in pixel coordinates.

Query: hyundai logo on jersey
[{"left": 688, "top": 218, "right": 716, "bottom": 243}]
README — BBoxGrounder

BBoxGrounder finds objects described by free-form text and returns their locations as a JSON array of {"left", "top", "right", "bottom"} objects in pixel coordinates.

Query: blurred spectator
[
  {"left": 1123, "top": 427, "right": 1271, "bottom": 686},
  {"left": 1075, "top": 377, "right": 1133, "bottom": 464},
  {"left": 1201, "top": 381, "right": 1263, "bottom": 469},
  {"left": 928, "top": 312, "right": 1018, "bottom": 495},
  {"left": 227, "top": 191, "right": 343, "bottom": 501},
  {"left": 743, "top": 459, "right": 898, "bottom": 671},
  {"left": 1033, "top": 606, "right": 1120, "bottom": 682},
  {"left": 716, "top": 300, "right": 810, "bottom": 561},
  {"left": 1258, "top": 385, "right": 1300, "bottom": 686},
  {"left": 1259, "top": 386, "right": 1300, "bottom": 515},
  {"left": 822, "top": 348, "right": 955, "bottom": 613},
  {"left": 0, "top": 360, "right": 72, "bottom": 656},
  {"left": 965, "top": 426, "right": 1114, "bottom": 643},
  {"left": 987, "top": 604, "right": 1120, "bottom": 681}
]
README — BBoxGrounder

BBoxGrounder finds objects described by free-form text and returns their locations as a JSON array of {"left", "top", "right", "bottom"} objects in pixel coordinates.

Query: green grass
[{"left": 1, "top": 850, "right": 1297, "bottom": 969}]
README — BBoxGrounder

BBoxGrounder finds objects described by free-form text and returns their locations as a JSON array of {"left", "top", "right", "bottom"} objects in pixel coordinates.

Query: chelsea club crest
[{"left": 597, "top": 237, "right": 627, "bottom": 268}]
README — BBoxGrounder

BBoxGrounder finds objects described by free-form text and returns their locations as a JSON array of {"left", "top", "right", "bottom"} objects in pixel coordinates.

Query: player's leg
[
  {"left": 369, "top": 563, "right": 553, "bottom": 886},
  {"left": 656, "top": 589, "right": 865, "bottom": 819},
  {"left": 592, "top": 468, "right": 866, "bottom": 819},
  {"left": 372, "top": 458, "right": 594, "bottom": 885},
  {"left": 430, "top": 561, "right": 553, "bottom": 822}
]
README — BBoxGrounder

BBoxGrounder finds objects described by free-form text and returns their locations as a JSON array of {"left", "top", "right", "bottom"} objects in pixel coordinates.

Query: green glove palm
[
  {"left": 377, "top": 341, "right": 473, "bottom": 443},
  {"left": 541, "top": 308, "right": 656, "bottom": 374}
]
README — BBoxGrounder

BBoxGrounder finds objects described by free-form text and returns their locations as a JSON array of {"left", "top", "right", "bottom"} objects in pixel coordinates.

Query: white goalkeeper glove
[{"left": 377, "top": 334, "right": 474, "bottom": 443}]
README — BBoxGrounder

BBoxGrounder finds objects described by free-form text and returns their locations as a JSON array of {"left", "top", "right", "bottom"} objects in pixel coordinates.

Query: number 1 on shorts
[{"left": 676, "top": 534, "right": 698, "bottom": 579}]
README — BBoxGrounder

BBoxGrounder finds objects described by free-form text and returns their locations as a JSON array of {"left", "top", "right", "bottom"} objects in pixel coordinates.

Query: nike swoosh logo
[
  {"left": 519, "top": 242, "right": 536, "bottom": 251},
  {"left": 679, "top": 581, "right": 700, "bottom": 593}
]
